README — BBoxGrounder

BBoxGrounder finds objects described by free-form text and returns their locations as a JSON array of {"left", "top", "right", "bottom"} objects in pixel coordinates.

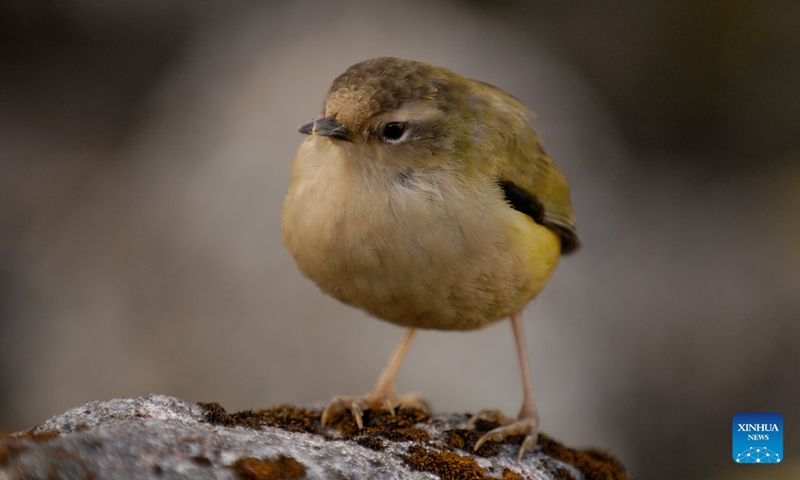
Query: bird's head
[{"left": 298, "top": 57, "right": 475, "bottom": 169}]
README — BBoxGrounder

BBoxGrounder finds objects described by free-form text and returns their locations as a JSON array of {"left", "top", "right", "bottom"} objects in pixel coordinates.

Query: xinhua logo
[{"left": 732, "top": 412, "right": 783, "bottom": 463}]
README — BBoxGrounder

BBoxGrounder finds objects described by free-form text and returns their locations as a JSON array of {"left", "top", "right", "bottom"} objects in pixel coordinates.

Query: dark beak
[{"left": 298, "top": 116, "right": 352, "bottom": 141}]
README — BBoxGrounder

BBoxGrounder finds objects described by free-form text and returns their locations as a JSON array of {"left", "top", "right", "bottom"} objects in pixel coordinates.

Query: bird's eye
[{"left": 381, "top": 122, "right": 406, "bottom": 142}]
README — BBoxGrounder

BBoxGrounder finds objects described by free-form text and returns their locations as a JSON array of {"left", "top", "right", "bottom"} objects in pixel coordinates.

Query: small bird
[{"left": 281, "top": 57, "right": 579, "bottom": 459}]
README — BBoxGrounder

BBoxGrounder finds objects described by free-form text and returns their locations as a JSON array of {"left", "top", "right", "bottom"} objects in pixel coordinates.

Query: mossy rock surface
[{"left": 0, "top": 395, "right": 629, "bottom": 479}]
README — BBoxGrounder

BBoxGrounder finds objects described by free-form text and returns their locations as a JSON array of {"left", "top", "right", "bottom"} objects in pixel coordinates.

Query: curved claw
[
  {"left": 350, "top": 402, "right": 365, "bottom": 429},
  {"left": 467, "top": 408, "right": 512, "bottom": 429},
  {"left": 320, "top": 393, "right": 415, "bottom": 429},
  {"left": 321, "top": 397, "right": 370, "bottom": 429},
  {"left": 474, "top": 428, "right": 506, "bottom": 451},
  {"left": 382, "top": 397, "right": 396, "bottom": 417},
  {"left": 470, "top": 414, "right": 539, "bottom": 459},
  {"left": 320, "top": 399, "right": 342, "bottom": 428},
  {"left": 518, "top": 434, "right": 537, "bottom": 460}
]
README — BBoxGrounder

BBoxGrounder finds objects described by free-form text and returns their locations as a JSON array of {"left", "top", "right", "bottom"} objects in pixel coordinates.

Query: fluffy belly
[
  {"left": 282, "top": 159, "right": 561, "bottom": 331},
  {"left": 324, "top": 224, "right": 556, "bottom": 330}
]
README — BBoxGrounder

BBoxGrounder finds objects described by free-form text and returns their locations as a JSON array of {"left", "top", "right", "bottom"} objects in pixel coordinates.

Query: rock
[{"left": 0, "top": 394, "right": 629, "bottom": 479}]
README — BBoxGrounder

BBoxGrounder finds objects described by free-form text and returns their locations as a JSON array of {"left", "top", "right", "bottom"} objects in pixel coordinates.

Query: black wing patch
[
  {"left": 499, "top": 180, "right": 545, "bottom": 224},
  {"left": 498, "top": 180, "right": 580, "bottom": 255}
]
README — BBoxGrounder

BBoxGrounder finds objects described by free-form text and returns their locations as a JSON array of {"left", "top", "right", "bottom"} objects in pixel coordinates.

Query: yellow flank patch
[{"left": 505, "top": 210, "right": 562, "bottom": 293}]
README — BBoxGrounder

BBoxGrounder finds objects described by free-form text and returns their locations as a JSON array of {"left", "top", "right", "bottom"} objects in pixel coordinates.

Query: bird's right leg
[
  {"left": 468, "top": 311, "right": 540, "bottom": 459},
  {"left": 321, "top": 328, "right": 428, "bottom": 429}
]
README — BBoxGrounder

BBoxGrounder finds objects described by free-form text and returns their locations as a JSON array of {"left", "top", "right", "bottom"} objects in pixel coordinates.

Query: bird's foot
[
  {"left": 320, "top": 392, "right": 429, "bottom": 429},
  {"left": 468, "top": 409, "right": 538, "bottom": 460}
]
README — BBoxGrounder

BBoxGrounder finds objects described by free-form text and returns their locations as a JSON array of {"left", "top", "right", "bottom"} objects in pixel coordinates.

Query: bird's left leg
[
  {"left": 321, "top": 328, "right": 428, "bottom": 429},
  {"left": 468, "top": 311, "right": 539, "bottom": 460}
]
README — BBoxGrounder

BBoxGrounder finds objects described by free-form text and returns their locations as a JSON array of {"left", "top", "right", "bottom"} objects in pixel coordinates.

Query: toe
[
  {"left": 395, "top": 393, "right": 431, "bottom": 413},
  {"left": 467, "top": 408, "right": 513, "bottom": 429},
  {"left": 471, "top": 416, "right": 539, "bottom": 459},
  {"left": 321, "top": 392, "right": 421, "bottom": 429},
  {"left": 321, "top": 396, "right": 360, "bottom": 428},
  {"left": 518, "top": 434, "right": 537, "bottom": 460}
]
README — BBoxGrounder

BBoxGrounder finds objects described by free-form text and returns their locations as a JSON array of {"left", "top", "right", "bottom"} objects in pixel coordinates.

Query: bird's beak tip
[{"left": 298, "top": 116, "right": 352, "bottom": 141}]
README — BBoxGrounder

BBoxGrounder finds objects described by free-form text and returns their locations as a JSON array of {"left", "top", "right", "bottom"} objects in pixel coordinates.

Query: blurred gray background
[{"left": 1, "top": 1, "right": 798, "bottom": 479}]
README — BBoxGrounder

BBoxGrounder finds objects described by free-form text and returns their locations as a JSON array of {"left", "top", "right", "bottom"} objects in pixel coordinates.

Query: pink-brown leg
[
  {"left": 321, "top": 328, "right": 429, "bottom": 428},
  {"left": 468, "top": 311, "right": 539, "bottom": 459}
]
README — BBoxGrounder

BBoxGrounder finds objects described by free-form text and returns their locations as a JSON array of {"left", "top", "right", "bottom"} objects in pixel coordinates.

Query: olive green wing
[{"left": 472, "top": 80, "right": 581, "bottom": 254}]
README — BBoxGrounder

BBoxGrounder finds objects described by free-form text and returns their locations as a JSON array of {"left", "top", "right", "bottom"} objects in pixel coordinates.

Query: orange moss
[
  {"left": 353, "top": 435, "right": 385, "bottom": 451},
  {"left": 0, "top": 440, "right": 22, "bottom": 467},
  {"left": 404, "top": 444, "right": 536, "bottom": 480},
  {"left": 501, "top": 468, "right": 527, "bottom": 480},
  {"left": 201, "top": 402, "right": 431, "bottom": 444},
  {"left": 253, "top": 405, "right": 318, "bottom": 434},
  {"left": 200, "top": 403, "right": 317, "bottom": 434},
  {"left": 0, "top": 428, "right": 60, "bottom": 467},
  {"left": 201, "top": 402, "right": 628, "bottom": 480},
  {"left": 231, "top": 455, "right": 306, "bottom": 480},
  {"left": 404, "top": 444, "right": 487, "bottom": 480},
  {"left": 15, "top": 428, "right": 60, "bottom": 442},
  {"left": 443, "top": 428, "right": 502, "bottom": 457},
  {"left": 538, "top": 434, "right": 630, "bottom": 480}
]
